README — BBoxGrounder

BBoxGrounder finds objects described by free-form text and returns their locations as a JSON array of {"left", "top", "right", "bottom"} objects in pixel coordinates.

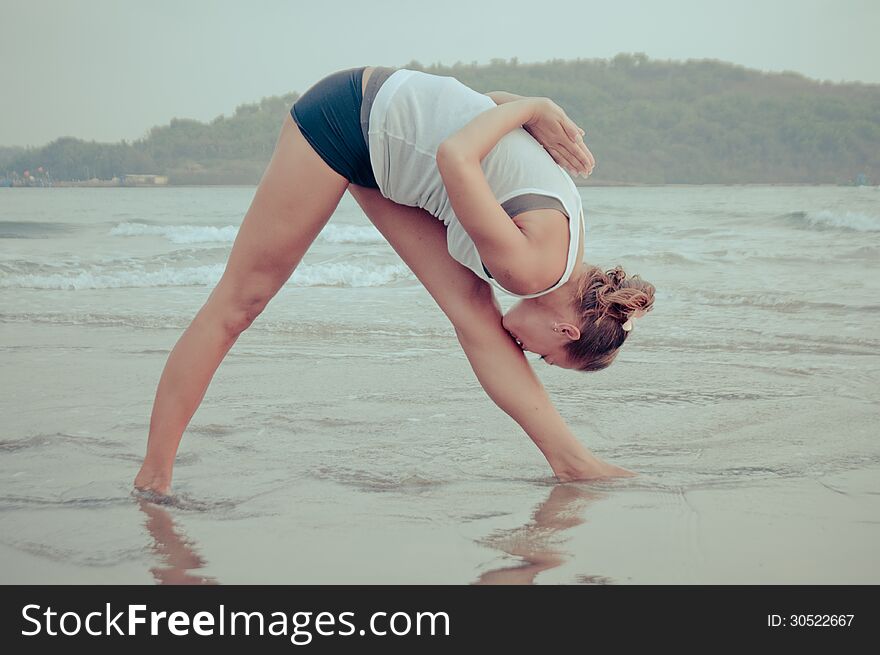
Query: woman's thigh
[
  {"left": 347, "top": 184, "right": 500, "bottom": 329},
  {"left": 211, "top": 114, "right": 350, "bottom": 329}
]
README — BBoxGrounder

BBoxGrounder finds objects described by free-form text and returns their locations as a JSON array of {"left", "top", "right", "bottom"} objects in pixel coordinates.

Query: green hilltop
[{"left": 2, "top": 53, "right": 878, "bottom": 185}]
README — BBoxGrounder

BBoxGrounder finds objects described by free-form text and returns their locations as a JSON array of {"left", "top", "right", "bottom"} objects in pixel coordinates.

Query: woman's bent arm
[
  {"left": 436, "top": 99, "right": 593, "bottom": 295},
  {"left": 439, "top": 99, "right": 537, "bottom": 165},
  {"left": 485, "top": 90, "right": 525, "bottom": 105}
]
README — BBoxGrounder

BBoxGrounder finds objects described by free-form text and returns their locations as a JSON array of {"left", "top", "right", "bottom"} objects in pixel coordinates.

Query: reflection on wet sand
[
  {"left": 473, "top": 484, "right": 607, "bottom": 585},
  {"left": 137, "top": 497, "right": 218, "bottom": 585}
]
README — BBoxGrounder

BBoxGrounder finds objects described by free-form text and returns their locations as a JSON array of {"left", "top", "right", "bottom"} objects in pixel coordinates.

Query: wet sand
[{"left": 1, "top": 185, "right": 878, "bottom": 584}]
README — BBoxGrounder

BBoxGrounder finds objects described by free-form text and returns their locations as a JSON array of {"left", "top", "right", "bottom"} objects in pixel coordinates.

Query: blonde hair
[{"left": 565, "top": 265, "right": 655, "bottom": 372}]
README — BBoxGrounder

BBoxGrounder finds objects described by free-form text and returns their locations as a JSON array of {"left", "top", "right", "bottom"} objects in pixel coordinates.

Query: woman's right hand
[
  {"left": 134, "top": 463, "right": 172, "bottom": 497},
  {"left": 521, "top": 97, "right": 595, "bottom": 178},
  {"left": 553, "top": 455, "right": 638, "bottom": 483}
]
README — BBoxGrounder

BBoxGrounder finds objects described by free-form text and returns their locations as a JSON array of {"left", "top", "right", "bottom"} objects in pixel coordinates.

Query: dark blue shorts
[{"left": 290, "top": 67, "right": 379, "bottom": 188}]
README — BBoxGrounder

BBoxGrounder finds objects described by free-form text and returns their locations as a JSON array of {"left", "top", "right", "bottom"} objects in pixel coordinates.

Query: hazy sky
[{"left": 1, "top": 0, "right": 877, "bottom": 147}]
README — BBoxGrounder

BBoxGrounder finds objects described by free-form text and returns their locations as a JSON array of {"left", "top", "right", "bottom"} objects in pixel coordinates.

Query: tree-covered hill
[{"left": 3, "top": 54, "right": 878, "bottom": 184}]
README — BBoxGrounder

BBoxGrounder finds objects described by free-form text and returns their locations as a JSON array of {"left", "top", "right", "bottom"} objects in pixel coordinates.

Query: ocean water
[{"left": 1, "top": 185, "right": 878, "bottom": 584}]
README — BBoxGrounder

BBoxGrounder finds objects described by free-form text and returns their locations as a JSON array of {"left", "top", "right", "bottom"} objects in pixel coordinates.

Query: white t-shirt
[{"left": 367, "top": 69, "right": 585, "bottom": 299}]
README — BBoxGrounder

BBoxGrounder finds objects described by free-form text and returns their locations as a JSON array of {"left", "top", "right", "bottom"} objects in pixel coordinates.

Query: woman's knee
[{"left": 204, "top": 275, "right": 279, "bottom": 335}]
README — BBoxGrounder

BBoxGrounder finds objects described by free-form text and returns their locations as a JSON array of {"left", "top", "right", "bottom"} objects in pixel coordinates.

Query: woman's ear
[{"left": 554, "top": 322, "right": 580, "bottom": 341}]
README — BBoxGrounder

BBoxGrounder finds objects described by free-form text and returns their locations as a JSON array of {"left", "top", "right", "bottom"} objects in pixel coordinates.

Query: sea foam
[
  {"left": 109, "top": 222, "right": 384, "bottom": 244},
  {"left": 0, "top": 261, "right": 412, "bottom": 289},
  {"left": 783, "top": 210, "right": 880, "bottom": 233}
]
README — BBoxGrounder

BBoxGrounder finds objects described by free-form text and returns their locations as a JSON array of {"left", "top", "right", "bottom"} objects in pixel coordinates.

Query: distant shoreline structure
[
  {"left": 2, "top": 181, "right": 872, "bottom": 189},
  {"left": 1, "top": 55, "right": 876, "bottom": 187},
  {"left": 1, "top": 173, "right": 170, "bottom": 188}
]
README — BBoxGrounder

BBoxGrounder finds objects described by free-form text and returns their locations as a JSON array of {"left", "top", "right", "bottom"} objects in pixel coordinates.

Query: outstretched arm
[
  {"left": 348, "top": 185, "right": 633, "bottom": 481},
  {"left": 452, "top": 312, "right": 618, "bottom": 480}
]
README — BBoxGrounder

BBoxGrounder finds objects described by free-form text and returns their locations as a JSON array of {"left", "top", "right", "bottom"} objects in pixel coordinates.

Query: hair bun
[
  {"left": 605, "top": 266, "right": 627, "bottom": 287},
  {"left": 579, "top": 266, "right": 655, "bottom": 327},
  {"left": 568, "top": 263, "right": 658, "bottom": 371}
]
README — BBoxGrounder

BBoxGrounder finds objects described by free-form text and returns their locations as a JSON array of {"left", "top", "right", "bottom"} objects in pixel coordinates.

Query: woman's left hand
[{"left": 522, "top": 97, "right": 594, "bottom": 178}]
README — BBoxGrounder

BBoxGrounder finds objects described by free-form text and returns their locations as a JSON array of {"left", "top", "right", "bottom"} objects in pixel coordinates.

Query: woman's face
[{"left": 502, "top": 299, "right": 578, "bottom": 369}]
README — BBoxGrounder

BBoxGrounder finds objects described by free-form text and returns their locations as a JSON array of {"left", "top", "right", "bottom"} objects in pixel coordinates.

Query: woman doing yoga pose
[{"left": 134, "top": 66, "right": 655, "bottom": 496}]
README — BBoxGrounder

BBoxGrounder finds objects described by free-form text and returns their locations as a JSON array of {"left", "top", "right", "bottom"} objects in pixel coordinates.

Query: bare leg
[
  {"left": 347, "top": 184, "right": 496, "bottom": 326},
  {"left": 135, "top": 114, "right": 349, "bottom": 495}
]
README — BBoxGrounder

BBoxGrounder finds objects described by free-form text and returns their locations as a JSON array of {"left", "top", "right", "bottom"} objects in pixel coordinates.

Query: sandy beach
[{"left": 1, "top": 185, "right": 878, "bottom": 583}]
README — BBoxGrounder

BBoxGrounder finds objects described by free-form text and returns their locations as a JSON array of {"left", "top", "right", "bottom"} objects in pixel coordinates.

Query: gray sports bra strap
[
  {"left": 361, "top": 66, "right": 398, "bottom": 147},
  {"left": 501, "top": 193, "right": 568, "bottom": 219},
  {"left": 484, "top": 193, "right": 570, "bottom": 279}
]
